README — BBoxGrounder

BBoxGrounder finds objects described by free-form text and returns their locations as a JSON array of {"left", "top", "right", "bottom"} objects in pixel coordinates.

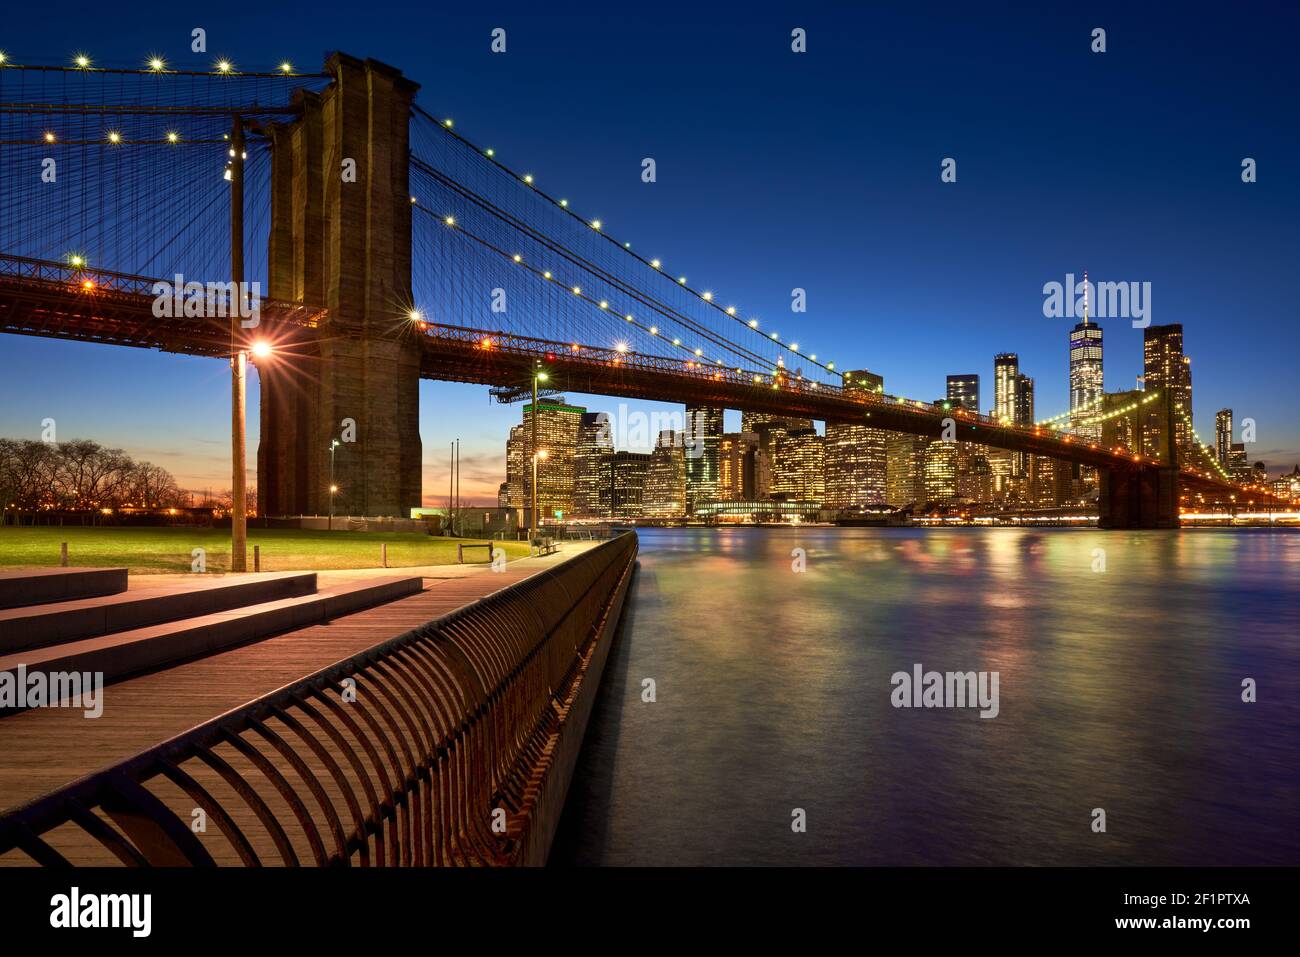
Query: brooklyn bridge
[{"left": 0, "top": 53, "right": 1270, "bottom": 536}]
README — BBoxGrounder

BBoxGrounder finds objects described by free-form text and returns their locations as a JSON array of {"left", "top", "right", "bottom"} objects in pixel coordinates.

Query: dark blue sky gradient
[{"left": 2, "top": 1, "right": 1296, "bottom": 502}]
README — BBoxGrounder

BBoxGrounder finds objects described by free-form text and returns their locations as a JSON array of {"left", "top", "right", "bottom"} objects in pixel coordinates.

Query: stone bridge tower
[{"left": 257, "top": 54, "right": 422, "bottom": 518}]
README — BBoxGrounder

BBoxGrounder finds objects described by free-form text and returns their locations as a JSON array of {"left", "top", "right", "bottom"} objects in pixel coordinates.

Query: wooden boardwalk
[{"left": 0, "top": 548, "right": 590, "bottom": 823}]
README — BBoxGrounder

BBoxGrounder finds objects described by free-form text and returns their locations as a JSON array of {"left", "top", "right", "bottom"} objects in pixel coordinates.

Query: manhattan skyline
[{"left": 1, "top": 1, "right": 1296, "bottom": 505}]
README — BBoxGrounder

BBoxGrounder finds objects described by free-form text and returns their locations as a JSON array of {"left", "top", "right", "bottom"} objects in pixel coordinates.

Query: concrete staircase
[{"left": 0, "top": 568, "right": 422, "bottom": 711}]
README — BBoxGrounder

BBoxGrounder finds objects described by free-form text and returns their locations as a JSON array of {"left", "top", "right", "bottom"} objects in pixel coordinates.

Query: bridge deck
[{"left": 0, "top": 547, "right": 593, "bottom": 842}]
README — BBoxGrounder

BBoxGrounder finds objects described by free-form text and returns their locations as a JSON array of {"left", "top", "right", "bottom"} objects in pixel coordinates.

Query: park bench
[
  {"left": 457, "top": 542, "right": 494, "bottom": 564},
  {"left": 533, "top": 537, "right": 560, "bottom": 557}
]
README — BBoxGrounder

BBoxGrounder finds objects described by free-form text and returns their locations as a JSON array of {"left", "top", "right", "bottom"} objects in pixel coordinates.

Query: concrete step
[
  {"left": 0, "top": 568, "right": 128, "bottom": 610},
  {"left": 0, "top": 572, "right": 318, "bottom": 655},
  {"left": 0, "top": 576, "right": 423, "bottom": 707}
]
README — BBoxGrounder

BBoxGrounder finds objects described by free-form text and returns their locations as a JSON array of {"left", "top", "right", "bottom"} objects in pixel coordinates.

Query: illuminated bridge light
[
  {"left": 672, "top": 338, "right": 681, "bottom": 346},
  {"left": 590, "top": 220, "right": 601, "bottom": 230},
  {"left": 148, "top": 57, "right": 166, "bottom": 72},
  {"left": 107, "top": 131, "right": 121, "bottom": 144},
  {"left": 702, "top": 291, "right": 713, "bottom": 301},
  {"left": 443, "top": 118, "right": 453, "bottom": 128},
  {"left": 694, "top": 348, "right": 703, "bottom": 356},
  {"left": 616, "top": 342, "right": 628, "bottom": 353},
  {"left": 599, "top": 300, "right": 608, "bottom": 309},
  {"left": 749, "top": 319, "right": 758, "bottom": 328},
  {"left": 727, "top": 306, "right": 736, "bottom": 315},
  {"left": 513, "top": 254, "right": 522, "bottom": 262},
  {"left": 625, "top": 314, "right": 633, "bottom": 322},
  {"left": 523, "top": 174, "right": 533, "bottom": 184},
  {"left": 571, "top": 286, "right": 581, "bottom": 295},
  {"left": 280, "top": 62, "right": 293, "bottom": 74},
  {"left": 678, "top": 276, "right": 686, "bottom": 284},
  {"left": 649, "top": 326, "right": 658, "bottom": 335},
  {"left": 770, "top": 332, "right": 779, "bottom": 340},
  {"left": 485, "top": 148, "right": 494, "bottom": 157},
  {"left": 166, "top": 131, "right": 180, "bottom": 144},
  {"left": 216, "top": 60, "right": 233, "bottom": 73},
  {"left": 651, "top": 259, "right": 661, "bottom": 269},
  {"left": 543, "top": 271, "right": 552, "bottom": 279},
  {"left": 444, "top": 215, "right": 455, "bottom": 226},
  {"left": 74, "top": 54, "right": 91, "bottom": 68},
  {"left": 44, "top": 132, "right": 56, "bottom": 143},
  {"left": 559, "top": 198, "right": 567, "bottom": 206}
]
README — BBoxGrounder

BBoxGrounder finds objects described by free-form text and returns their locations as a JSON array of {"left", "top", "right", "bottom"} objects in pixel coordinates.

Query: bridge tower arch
[{"left": 257, "top": 54, "right": 422, "bottom": 518}]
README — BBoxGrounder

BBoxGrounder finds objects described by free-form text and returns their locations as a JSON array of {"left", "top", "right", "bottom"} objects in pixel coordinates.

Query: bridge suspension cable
[{"left": 408, "top": 105, "right": 841, "bottom": 381}]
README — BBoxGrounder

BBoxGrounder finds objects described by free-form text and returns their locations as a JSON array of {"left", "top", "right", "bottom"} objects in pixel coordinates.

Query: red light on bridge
[
  {"left": 545, "top": 352, "right": 555, "bottom": 361},
  {"left": 480, "top": 337, "right": 493, "bottom": 349},
  {"left": 80, "top": 279, "right": 95, "bottom": 291},
  {"left": 571, "top": 343, "right": 580, "bottom": 352}
]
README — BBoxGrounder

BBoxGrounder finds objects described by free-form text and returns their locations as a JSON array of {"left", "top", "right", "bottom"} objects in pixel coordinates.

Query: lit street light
[
  {"left": 329, "top": 439, "right": 341, "bottom": 530},
  {"left": 532, "top": 449, "right": 549, "bottom": 548},
  {"left": 529, "top": 364, "right": 549, "bottom": 545}
]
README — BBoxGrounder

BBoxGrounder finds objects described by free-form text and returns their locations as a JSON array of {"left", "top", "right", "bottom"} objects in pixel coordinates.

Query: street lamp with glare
[{"left": 329, "top": 439, "right": 341, "bottom": 530}]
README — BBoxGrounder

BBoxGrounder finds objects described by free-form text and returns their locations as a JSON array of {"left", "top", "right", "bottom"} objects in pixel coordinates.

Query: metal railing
[{"left": 0, "top": 532, "right": 638, "bottom": 866}]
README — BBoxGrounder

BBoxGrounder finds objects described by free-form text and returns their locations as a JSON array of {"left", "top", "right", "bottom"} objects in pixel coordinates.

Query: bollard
[
  {"left": 381, "top": 543, "right": 388, "bottom": 568},
  {"left": 253, "top": 545, "right": 260, "bottom": 573},
  {"left": 60, "top": 542, "right": 68, "bottom": 567}
]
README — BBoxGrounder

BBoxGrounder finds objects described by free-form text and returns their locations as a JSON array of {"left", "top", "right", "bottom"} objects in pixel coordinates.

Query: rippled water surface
[{"left": 551, "top": 527, "right": 1300, "bottom": 865}]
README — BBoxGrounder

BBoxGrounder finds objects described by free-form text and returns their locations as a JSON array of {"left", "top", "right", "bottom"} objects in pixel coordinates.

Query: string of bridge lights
[
  {"left": 415, "top": 105, "right": 840, "bottom": 378},
  {"left": 0, "top": 52, "right": 311, "bottom": 76},
  {"left": 1177, "top": 408, "right": 1234, "bottom": 481},
  {"left": 3, "top": 54, "right": 316, "bottom": 146},
  {"left": 412, "top": 199, "right": 799, "bottom": 382}
]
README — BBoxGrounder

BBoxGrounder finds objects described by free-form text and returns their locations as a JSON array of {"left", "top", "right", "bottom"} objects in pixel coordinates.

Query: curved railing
[{"left": 0, "top": 532, "right": 638, "bottom": 867}]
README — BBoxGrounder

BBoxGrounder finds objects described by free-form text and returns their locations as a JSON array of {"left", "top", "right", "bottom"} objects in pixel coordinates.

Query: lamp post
[
  {"left": 328, "top": 439, "right": 340, "bottom": 530},
  {"left": 229, "top": 115, "right": 247, "bottom": 571},
  {"left": 532, "top": 449, "right": 549, "bottom": 546},
  {"left": 529, "top": 365, "right": 549, "bottom": 543}
]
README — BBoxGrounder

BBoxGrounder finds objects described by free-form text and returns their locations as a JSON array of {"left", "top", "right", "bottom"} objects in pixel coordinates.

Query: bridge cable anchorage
[{"left": 409, "top": 104, "right": 841, "bottom": 379}]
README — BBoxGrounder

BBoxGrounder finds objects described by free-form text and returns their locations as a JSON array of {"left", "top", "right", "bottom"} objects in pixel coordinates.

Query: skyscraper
[
  {"left": 825, "top": 370, "right": 888, "bottom": 510},
  {"left": 719, "top": 433, "right": 757, "bottom": 501},
  {"left": 994, "top": 354, "right": 1019, "bottom": 424},
  {"left": 514, "top": 397, "right": 585, "bottom": 520},
  {"left": 505, "top": 424, "right": 526, "bottom": 510},
  {"left": 886, "top": 433, "right": 929, "bottom": 508},
  {"left": 1143, "top": 324, "right": 1194, "bottom": 454},
  {"left": 608, "top": 451, "right": 651, "bottom": 518},
  {"left": 995, "top": 355, "right": 1033, "bottom": 478},
  {"left": 1068, "top": 283, "right": 1104, "bottom": 441},
  {"left": 573, "top": 412, "right": 614, "bottom": 516},
  {"left": 771, "top": 428, "right": 825, "bottom": 502},
  {"left": 1216, "top": 408, "right": 1233, "bottom": 465},
  {"left": 923, "top": 439, "right": 958, "bottom": 504},
  {"left": 946, "top": 374, "right": 980, "bottom": 413},
  {"left": 642, "top": 430, "right": 687, "bottom": 518},
  {"left": 683, "top": 405, "right": 723, "bottom": 514}
]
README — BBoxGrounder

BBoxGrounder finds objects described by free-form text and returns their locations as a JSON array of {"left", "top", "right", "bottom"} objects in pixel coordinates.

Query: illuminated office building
[
  {"left": 886, "top": 433, "right": 929, "bottom": 508},
  {"left": 684, "top": 405, "right": 723, "bottom": 513},
  {"left": 1143, "top": 324, "right": 1194, "bottom": 454},
  {"left": 824, "top": 369, "right": 887, "bottom": 509},
  {"left": 1215, "top": 408, "right": 1233, "bottom": 466},
  {"left": 573, "top": 412, "right": 615, "bottom": 516},
  {"left": 642, "top": 430, "right": 687, "bottom": 518},
  {"left": 514, "top": 397, "right": 585, "bottom": 520},
  {"left": 771, "top": 428, "right": 825, "bottom": 503}
]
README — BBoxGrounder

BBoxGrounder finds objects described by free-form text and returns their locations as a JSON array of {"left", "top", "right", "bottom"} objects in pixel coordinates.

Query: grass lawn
[{"left": 0, "top": 526, "right": 529, "bottom": 574}]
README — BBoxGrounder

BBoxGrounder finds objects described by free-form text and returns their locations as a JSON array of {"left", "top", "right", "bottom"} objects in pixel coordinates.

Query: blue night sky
[{"left": 1, "top": 1, "right": 1296, "bottom": 504}]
